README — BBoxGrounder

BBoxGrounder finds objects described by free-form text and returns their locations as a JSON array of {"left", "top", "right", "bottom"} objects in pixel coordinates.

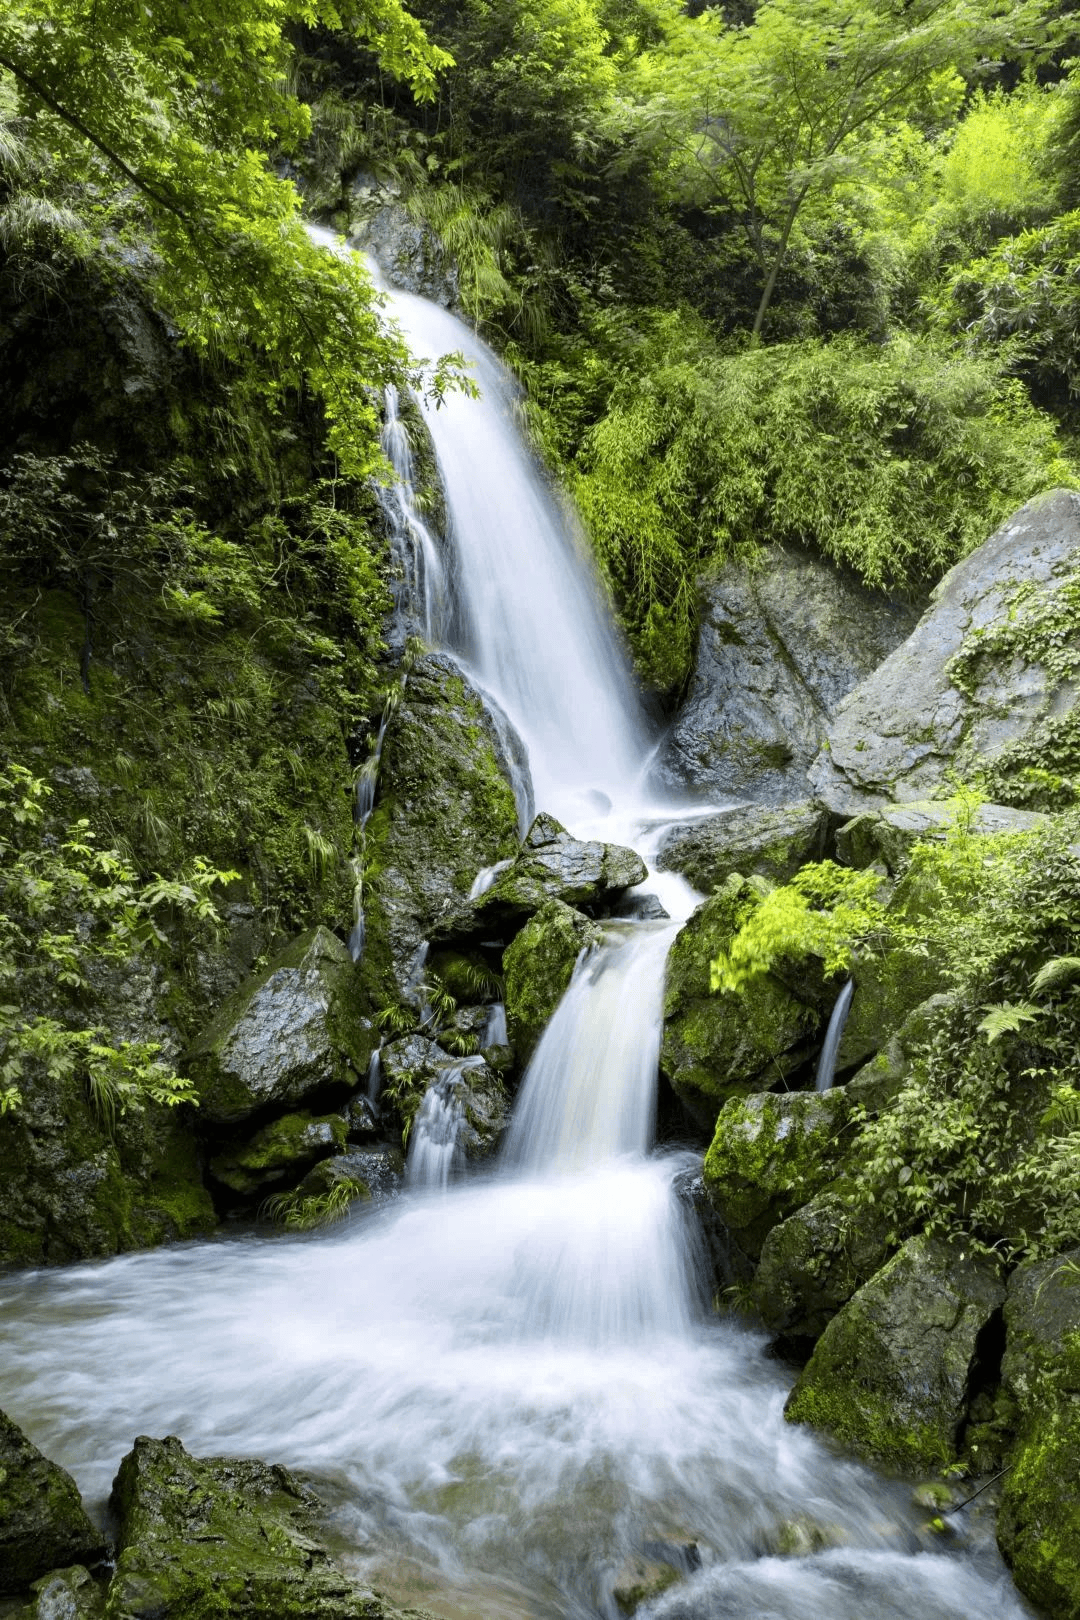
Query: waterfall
[
  {"left": 0, "top": 235, "right": 1033, "bottom": 1620},
  {"left": 815, "top": 978, "right": 855, "bottom": 1093}
]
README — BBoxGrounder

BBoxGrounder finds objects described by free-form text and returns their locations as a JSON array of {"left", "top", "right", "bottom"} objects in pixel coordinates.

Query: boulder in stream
[
  {"left": 653, "top": 543, "right": 921, "bottom": 806},
  {"left": 208, "top": 1111, "right": 347, "bottom": 1196},
  {"left": 471, "top": 813, "right": 647, "bottom": 928},
  {"left": 752, "top": 1188, "right": 892, "bottom": 1342},
  {"left": 24, "top": 1563, "right": 105, "bottom": 1617},
  {"left": 655, "top": 800, "right": 829, "bottom": 893},
  {"left": 106, "top": 1434, "right": 433, "bottom": 1620},
  {"left": 785, "top": 1233, "right": 1004, "bottom": 1472},
  {"left": 810, "top": 489, "right": 1080, "bottom": 816},
  {"left": 187, "top": 928, "right": 373, "bottom": 1125},
  {"left": 503, "top": 898, "right": 605, "bottom": 1064},
  {"left": 702, "top": 1089, "right": 849, "bottom": 1260},
  {"left": 0, "top": 1409, "right": 104, "bottom": 1595},
  {"left": 660, "top": 877, "right": 819, "bottom": 1127}
]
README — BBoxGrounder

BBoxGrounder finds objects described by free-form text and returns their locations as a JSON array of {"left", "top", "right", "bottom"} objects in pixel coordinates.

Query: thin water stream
[{"left": 0, "top": 237, "right": 1034, "bottom": 1620}]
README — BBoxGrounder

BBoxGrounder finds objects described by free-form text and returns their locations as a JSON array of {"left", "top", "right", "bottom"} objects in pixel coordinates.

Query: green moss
[
  {"left": 503, "top": 899, "right": 603, "bottom": 1063},
  {"left": 702, "top": 1089, "right": 848, "bottom": 1256},
  {"left": 998, "top": 1399, "right": 1080, "bottom": 1619}
]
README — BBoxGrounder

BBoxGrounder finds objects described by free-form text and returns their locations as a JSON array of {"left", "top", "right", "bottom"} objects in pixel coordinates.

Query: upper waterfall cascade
[{"left": 0, "top": 234, "right": 1033, "bottom": 1620}]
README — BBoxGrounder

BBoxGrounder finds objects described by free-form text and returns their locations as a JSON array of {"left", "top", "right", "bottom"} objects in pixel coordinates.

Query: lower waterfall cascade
[{"left": 0, "top": 240, "right": 1035, "bottom": 1620}]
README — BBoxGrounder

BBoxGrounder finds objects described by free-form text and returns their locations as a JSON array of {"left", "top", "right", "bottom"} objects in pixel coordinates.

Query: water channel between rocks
[{"left": 0, "top": 237, "right": 1035, "bottom": 1620}]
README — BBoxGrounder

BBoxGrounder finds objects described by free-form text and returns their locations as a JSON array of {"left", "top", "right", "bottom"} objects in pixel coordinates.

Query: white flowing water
[
  {"left": 0, "top": 240, "right": 1034, "bottom": 1620},
  {"left": 815, "top": 978, "right": 856, "bottom": 1094}
]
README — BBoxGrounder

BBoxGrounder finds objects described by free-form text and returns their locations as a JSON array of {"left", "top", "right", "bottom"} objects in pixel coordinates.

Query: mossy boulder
[
  {"left": 24, "top": 1564, "right": 105, "bottom": 1617},
  {"left": 187, "top": 928, "right": 373, "bottom": 1125},
  {"left": 655, "top": 800, "right": 828, "bottom": 893},
  {"left": 702, "top": 1089, "right": 849, "bottom": 1259},
  {"left": 996, "top": 1248, "right": 1080, "bottom": 1619},
  {"left": 751, "top": 1188, "right": 892, "bottom": 1341},
  {"left": 472, "top": 813, "right": 646, "bottom": 929},
  {"left": 836, "top": 863, "right": 955, "bottom": 1072},
  {"left": 661, "top": 878, "right": 819, "bottom": 1128},
  {"left": 0, "top": 1070, "right": 215, "bottom": 1268},
  {"left": 106, "top": 1435, "right": 432, "bottom": 1620},
  {"left": 0, "top": 1410, "right": 104, "bottom": 1595},
  {"left": 785, "top": 1234, "right": 1004, "bottom": 1472},
  {"left": 296, "top": 1146, "right": 405, "bottom": 1206},
  {"left": 810, "top": 489, "right": 1080, "bottom": 815},
  {"left": 837, "top": 800, "right": 1049, "bottom": 876},
  {"left": 842, "top": 993, "right": 955, "bottom": 1116},
  {"left": 208, "top": 1112, "right": 347, "bottom": 1196},
  {"left": 503, "top": 898, "right": 604, "bottom": 1063},
  {"left": 360, "top": 654, "right": 524, "bottom": 999}
]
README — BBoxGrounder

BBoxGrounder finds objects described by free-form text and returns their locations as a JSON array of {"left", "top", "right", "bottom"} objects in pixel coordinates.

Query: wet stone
[{"left": 0, "top": 1410, "right": 105, "bottom": 1596}]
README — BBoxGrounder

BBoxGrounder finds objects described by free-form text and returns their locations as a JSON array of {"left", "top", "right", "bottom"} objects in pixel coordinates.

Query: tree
[
  {"left": 641, "top": 0, "right": 1058, "bottom": 344},
  {"left": 0, "top": 1, "right": 455, "bottom": 472}
]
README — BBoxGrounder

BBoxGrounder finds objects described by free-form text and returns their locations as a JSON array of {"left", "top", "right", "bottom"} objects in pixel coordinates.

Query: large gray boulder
[
  {"left": 360, "top": 655, "right": 524, "bottom": 1000},
  {"left": 785, "top": 1234, "right": 1004, "bottom": 1472},
  {"left": 0, "top": 1409, "right": 104, "bottom": 1594},
  {"left": 654, "top": 545, "right": 920, "bottom": 806},
  {"left": 836, "top": 799, "right": 1049, "bottom": 875},
  {"left": 810, "top": 490, "right": 1080, "bottom": 816},
  {"left": 188, "top": 928, "right": 374, "bottom": 1125},
  {"left": 655, "top": 801, "right": 828, "bottom": 893},
  {"left": 752, "top": 1188, "right": 892, "bottom": 1342},
  {"left": 470, "top": 813, "right": 646, "bottom": 929},
  {"left": 106, "top": 1435, "right": 431, "bottom": 1620}
]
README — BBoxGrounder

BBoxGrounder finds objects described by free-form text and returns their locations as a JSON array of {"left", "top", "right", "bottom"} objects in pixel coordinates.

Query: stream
[{"left": 0, "top": 238, "right": 1034, "bottom": 1620}]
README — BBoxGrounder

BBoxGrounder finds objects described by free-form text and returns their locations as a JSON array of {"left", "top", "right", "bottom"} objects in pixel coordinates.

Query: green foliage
[
  {"left": 262, "top": 1175, "right": 367, "bottom": 1229},
  {"left": 637, "top": 0, "right": 1058, "bottom": 342},
  {"left": 847, "top": 814, "right": 1080, "bottom": 1259},
  {"left": 0, "top": 762, "right": 232, "bottom": 1123},
  {"left": 710, "top": 863, "right": 888, "bottom": 993},
  {"left": 565, "top": 314, "right": 1071, "bottom": 685},
  {"left": 932, "top": 209, "right": 1080, "bottom": 409}
]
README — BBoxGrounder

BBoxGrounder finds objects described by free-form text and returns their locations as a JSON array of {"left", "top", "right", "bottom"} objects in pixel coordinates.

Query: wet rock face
[
  {"left": 347, "top": 174, "right": 460, "bottom": 308},
  {"left": 361, "top": 654, "right": 523, "bottom": 998},
  {"left": 471, "top": 812, "right": 647, "bottom": 928},
  {"left": 996, "top": 1249, "right": 1080, "bottom": 1619},
  {"left": 702, "top": 1090, "right": 849, "bottom": 1259},
  {"left": 811, "top": 489, "right": 1080, "bottom": 816},
  {"left": 785, "top": 1233, "right": 1005, "bottom": 1472},
  {"left": 660, "top": 877, "right": 818, "bottom": 1127},
  {"left": 107, "top": 1434, "right": 431, "bottom": 1620},
  {"left": 654, "top": 544, "right": 921, "bottom": 806},
  {"left": 24, "top": 1562, "right": 104, "bottom": 1617},
  {"left": 751, "top": 1189, "right": 891, "bottom": 1342},
  {"left": 503, "top": 898, "right": 605, "bottom": 1064},
  {"left": 655, "top": 801, "right": 828, "bottom": 894},
  {"left": 208, "top": 1112, "right": 348, "bottom": 1196},
  {"left": 188, "top": 927, "right": 373, "bottom": 1125},
  {"left": 0, "top": 1409, "right": 105, "bottom": 1595}
]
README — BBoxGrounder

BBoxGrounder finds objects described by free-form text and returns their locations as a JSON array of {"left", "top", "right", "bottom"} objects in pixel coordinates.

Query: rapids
[{"left": 0, "top": 235, "right": 1034, "bottom": 1620}]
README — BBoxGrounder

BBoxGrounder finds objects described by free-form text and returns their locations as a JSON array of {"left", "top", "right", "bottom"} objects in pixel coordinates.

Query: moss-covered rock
[
  {"left": 0, "top": 1071, "right": 215, "bottom": 1268},
  {"left": 836, "top": 862, "right": 955, "bottom": 1072},
  {"left": 208, "top": 1112, "right": 347, "bottom": 1196},
  {"left": 842, "top": 993, "right": 955, "bottom": 1116},
  {"left": 360, "top": 653, "right": 523, "bottom": 1001},
  {"left": 751, "top": 1187, "right": 892, "bottom": 1341},
  {"left": 503, "top": 898, "right": 604, "bottom": 1064},
  {"left": 472, "top": 813, "right": 646, "bottom": 929},
  {"left": 0, "top": 1411, "right": 104, "bottom": 1596},
  {"left": 785, "top": 1234, "right": 1004, "bottom": 1472},
  {"left": 655, "top": 800, "right": 828, "bottom": 893},
  {"left": 187, "top": 928, "right": 373, "bottom": 1125},
  {"left": 702, "top": 1089, "right": 849, "bottom": 1259},
  {"left": 995, "top": 1248, "right": 1080, "bottom": 1619},
  {"left": 297, "top": 1145, "right": 405, "bottom": 1206},
  {"left": 24, "top": 1564, "right": 105, "bottom": 1618},
  {"left": 660, "top": 877, "right": 818, "bottom": 1127},
  {"left": 106, "top": 1435, "right": 433, "bottom": 1620}
]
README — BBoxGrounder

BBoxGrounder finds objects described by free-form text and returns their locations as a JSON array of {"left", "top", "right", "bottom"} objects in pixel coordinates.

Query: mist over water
[{"left": 0, "top": 236, "right": 1034, "bottom": 1620}]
